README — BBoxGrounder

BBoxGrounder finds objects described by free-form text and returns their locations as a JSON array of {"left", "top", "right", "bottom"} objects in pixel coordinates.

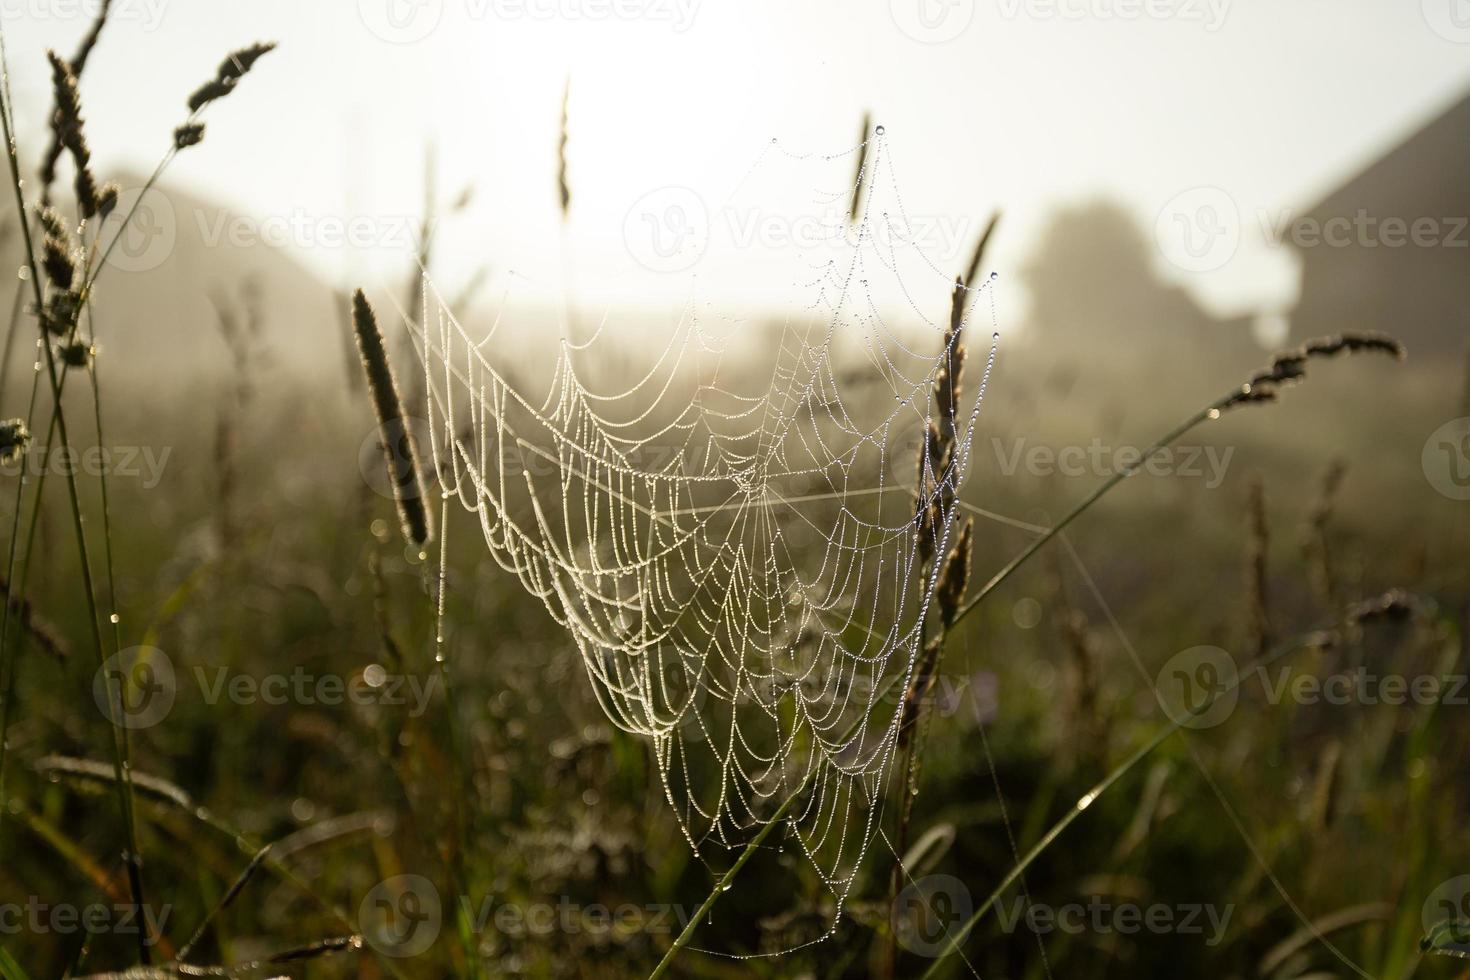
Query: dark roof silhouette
[{"left": 1288, "top": 89, "right": 1470, "bottom": 357}]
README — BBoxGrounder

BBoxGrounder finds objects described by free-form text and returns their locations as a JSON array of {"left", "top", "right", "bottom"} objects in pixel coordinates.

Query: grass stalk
[{"left": 0, "top": 24, "right": 149, "bottom": 963}]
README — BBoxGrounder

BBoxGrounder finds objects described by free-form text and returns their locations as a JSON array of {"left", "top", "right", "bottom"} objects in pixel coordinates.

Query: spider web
[{"left": 408, "top": 127, "right": 998, "bottom": 953}]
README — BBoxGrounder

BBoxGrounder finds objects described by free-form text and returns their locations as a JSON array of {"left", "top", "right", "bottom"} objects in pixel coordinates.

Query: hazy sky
[{"left": 6, "top": 0, "right": 1469, "bottom": 333}]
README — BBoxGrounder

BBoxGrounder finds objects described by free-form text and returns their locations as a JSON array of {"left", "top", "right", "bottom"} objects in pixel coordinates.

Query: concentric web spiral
[{"left": 408, "top": 128, "right": 998, "bottom": 951}]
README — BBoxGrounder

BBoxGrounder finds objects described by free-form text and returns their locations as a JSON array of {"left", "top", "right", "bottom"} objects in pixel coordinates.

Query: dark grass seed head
[
  {"left": 0, "top": 418, "right": 30, "bottom": 461},
  {"left": 1222, "top": 331, "right": 1406, "bottom": 415},
  {"left": 936, "top": 519, "right": 974, "bottom": 628},
  {"left": 41, "top": 238, "right": 76, "bottom": 291},
  {"left": 45, "top": 50, "right": 100, "bottom": 218},
  {"left": 96, "top": 182, "right": 119, "bottom": 220},
  {"left": 351, "top": 289, "right": 433, "bottom": 549},
  {"left": 174, "top": 122, "right": 206, "bottom": 150},
  {"left": 36, "top": 206, "right": 70, "bottom": 243},
  {"left": 188, "top": 42, "right": 277, "bottom": 113}
]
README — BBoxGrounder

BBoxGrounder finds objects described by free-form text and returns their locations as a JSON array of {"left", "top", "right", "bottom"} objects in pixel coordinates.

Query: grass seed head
[
  {"left": 42, "top": 237, "right": 76, "bottom": 291},
  {"left": 1223, "top": 331, "right": 1405, "bottom": 415},
  {"left": 174, "top": 122, "right": 206, "bottom": 149},
  {"left": 217, "top": 42, "right": 276, "bottom": 82},
  {"left": 36, "top": 206, "right": 70, "bottom": 243},
  {"left": 936, "top": 519, "right": 974, "bottom": 628},
  {"left": 351, "top": 289, "right": 433, "bottom": 549},
  {"left": 0, "top": 419, "right": 30, "bottom": 462},
  {"left": 188, "top": 42, "right": 276, "bottom": 113},
  {"left": 96, "top": 182, "right": 119, "bottom": 220},
  {"left": 45, "top": 50, "right": 100, "bottom": 218}
]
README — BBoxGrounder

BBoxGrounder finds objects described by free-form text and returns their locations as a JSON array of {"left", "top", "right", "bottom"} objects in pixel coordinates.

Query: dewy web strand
[{"left": 401, "top": 127, "right": 1001, "bottom": 957}]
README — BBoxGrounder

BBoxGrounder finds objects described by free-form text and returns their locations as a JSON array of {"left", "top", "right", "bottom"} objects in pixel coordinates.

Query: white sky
[{"left": 5, "top": 0, "right": 1469, "bottom": 330}]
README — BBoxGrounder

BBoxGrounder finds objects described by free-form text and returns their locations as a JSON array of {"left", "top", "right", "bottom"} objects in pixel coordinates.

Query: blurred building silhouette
[
  {"left": 1286, "top": 89, "right": 1470, "bottom": 357},
  {"left": 1020, "top": 200, "right": 1257, "bottom": 375}
]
